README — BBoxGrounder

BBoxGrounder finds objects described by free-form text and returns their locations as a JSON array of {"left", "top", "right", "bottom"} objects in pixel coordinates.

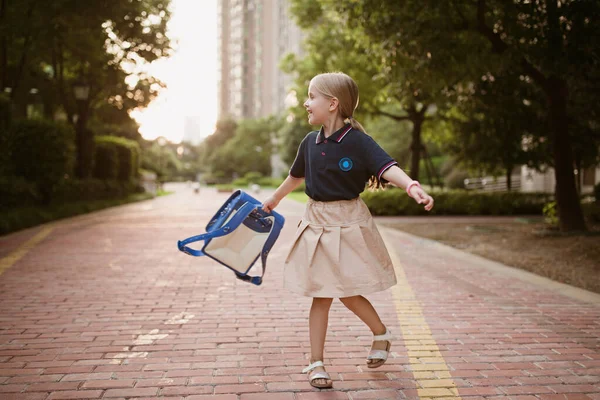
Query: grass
[
  {"left": 383, "top": 219, "right": 600, "bottom": 294},
  {"left": 156, "top": 189, "right": 174, "bottom": 197},
  {"left": 287, "top": 191, "right": 309, "bottom": 203},
  {"left": 0, "top": 193, "right": 154, "bottom": 235}
]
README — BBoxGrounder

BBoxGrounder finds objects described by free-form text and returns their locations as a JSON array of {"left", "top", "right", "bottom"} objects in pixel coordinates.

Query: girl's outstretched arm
[{"left": 381, "top": 166, "right": 435, "bottom": 211}]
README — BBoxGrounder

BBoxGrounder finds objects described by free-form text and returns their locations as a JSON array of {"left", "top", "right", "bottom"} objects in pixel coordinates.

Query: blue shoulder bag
[{"left": 177, "top": 190, "right": 285, "bottom": 285}]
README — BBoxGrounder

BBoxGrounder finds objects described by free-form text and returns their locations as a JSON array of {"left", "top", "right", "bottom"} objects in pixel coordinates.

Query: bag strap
[
  {"left": 177, "top": 202, "right": 260, "bottom": 256},
  {"left": 232, "top": 213, "right": 284, "bottom": 286},
  {"left": 205, "top": 190, "right": 242, "bottom": 232}
]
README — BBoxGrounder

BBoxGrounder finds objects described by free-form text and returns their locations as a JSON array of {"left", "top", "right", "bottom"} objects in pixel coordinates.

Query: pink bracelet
[{"left": 406, "top": 181, "right": 421, "bottom": 197}]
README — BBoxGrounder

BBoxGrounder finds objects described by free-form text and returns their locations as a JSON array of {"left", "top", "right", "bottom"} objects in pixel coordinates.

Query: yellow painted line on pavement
[
  {"left": 381, "top": 228, "right": 462, "bottom": 399},
  {"left": 0, "top": 227, "right": 53, "bottom": 276}
]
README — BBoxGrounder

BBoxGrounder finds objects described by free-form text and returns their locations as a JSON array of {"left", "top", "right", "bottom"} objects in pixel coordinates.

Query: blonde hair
[{"left": 309, "top": 72, "right": 384, "bottom": 190}]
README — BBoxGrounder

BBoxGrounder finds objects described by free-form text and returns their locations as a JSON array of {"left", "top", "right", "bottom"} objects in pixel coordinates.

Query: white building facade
[{"left": 217, "top": 0, "right": 303, "bottom": 119}]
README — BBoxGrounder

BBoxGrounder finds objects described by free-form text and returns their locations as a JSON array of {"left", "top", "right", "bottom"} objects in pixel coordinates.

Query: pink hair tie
[{"left": 406, "top": 181, "right": 421, "bottom": 198}]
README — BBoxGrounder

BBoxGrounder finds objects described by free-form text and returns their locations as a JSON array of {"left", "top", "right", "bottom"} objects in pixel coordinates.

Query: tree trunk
[
  {"left": 0, "top": 0, "right": 7, "bottom": 90},
  {"left": 55, "top": 40, "right": 74, "bottom": 124},
  {"left": 573, "top": 153, "right": 582, "bottom": 195},
  {"left": 473, "top": 0, "right": 586, "bottom": 231},
  {"left": 75, "top": 102, "right": 92, "bottom": 178},
  {"left": 547, "top": 77, "right": 586, "bottom": 232},
  {"left": 410, "top": 113, "right": 424, "bottom": 181},
  {"left": 10, "top": 3, "right": 35, "bottom": 102},
  {"left": 506, "top": 167, "right": 512, "bottom": 191}
]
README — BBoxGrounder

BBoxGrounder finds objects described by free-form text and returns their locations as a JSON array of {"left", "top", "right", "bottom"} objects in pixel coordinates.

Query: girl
[{"left": 262, "top": 72, "right": 434, "bottom": 389}]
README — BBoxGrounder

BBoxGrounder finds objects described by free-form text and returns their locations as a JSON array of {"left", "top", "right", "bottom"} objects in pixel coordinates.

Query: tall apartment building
[
  {"left": 217, "top": 0, "right": 303, "bottom": 119},
  {"left": 182, "top": 116, "right": 203, "bottom": 145}
]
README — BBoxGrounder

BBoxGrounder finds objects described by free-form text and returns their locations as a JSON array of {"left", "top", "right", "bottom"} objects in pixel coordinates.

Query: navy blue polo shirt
[{"left": 289, "top": 123, "right": 398, "bottom": 201}]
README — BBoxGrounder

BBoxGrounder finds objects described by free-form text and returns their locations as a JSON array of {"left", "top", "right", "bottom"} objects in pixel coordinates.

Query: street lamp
[{"left": 73, "top": 80, "right": 91, "bottom": 178}]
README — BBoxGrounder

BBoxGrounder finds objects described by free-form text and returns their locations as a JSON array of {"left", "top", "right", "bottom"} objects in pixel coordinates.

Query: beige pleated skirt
[{"left": 283, "top": 196, "right": 398, "bottom": 298}]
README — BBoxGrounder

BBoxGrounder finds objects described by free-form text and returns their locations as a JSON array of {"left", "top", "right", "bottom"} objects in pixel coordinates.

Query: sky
[{"left": 130, "top": 0, "right": 218, "bottom": 144}]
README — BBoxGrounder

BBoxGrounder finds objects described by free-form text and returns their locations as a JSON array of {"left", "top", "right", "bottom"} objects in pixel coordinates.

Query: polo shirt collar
[{"left": 316, "top": 123, "right": 352, "bottom": 144}]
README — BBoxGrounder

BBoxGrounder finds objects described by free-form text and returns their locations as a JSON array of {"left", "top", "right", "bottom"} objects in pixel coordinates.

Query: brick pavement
[{"left": 0, "top": 183, "right": 599, "bottom": 400}]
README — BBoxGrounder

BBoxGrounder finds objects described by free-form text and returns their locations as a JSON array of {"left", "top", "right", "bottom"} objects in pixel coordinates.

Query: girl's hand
[
  {"left": 409, "top": 186, "right": 434, "bottom": 211},
  {"left": 261, "top": 195, "right": 281, "bottom": 213}
]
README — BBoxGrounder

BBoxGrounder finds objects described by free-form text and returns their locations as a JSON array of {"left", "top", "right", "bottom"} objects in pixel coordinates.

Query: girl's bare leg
[
  {"left": 339, "top": 295, "right": 388, "bottom": 366},
  {"left": 308, "top": 297, "right": 334, "bottom": 386}
]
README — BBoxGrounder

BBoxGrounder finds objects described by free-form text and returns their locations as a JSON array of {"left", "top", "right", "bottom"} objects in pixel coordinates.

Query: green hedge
[
  {"left": 0, "top": 94, "right": 11, "bottom": 175},
  {"left": 0, "top": 178, "right": 147, "bottom": 234},
  {"left": 4, "top": 119, "right": 75, "bottom": 202},
  {"left": 94, "top": 136, "right": 141, "bottom": 181},
  {"left": 360, "top": 188, "right": 553, "bottom": 216},
  {"left": 0, "top": 93, "right": 11, "bottom": 131},
  {"left": 0, "top": 176, "right": 144, "bottom": 211},
  {"left": 0, "top": 176, "right": 39, "bottom": 210},
  {"left": 93, "top": 142, "right": 119, "bottom": 180},
  {"left": 230, "top": 171, "right": 306, "bottom": 192},
  {"left": 218, "top": 176, "right": 305, "bottom": 193},
  {"left": 232, "top": 176, "right": 285, "bottom": 187},
  {"left": 0, "top": 192, "right": 153, "bottom": 235},
  {"left": 51, "top": 179, "right": 144, "bottom": 204},
  {"left": 583, "top": 202, "right": 600, "bottom": 224}
]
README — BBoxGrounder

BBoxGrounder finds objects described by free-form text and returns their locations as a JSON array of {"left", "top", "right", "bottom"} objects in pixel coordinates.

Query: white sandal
[
  {"left": 367, "top": 328, "right": 395, "bottom": 368},
  {"left": 302, "top": 360, "right": 333, "bottom": 389}
]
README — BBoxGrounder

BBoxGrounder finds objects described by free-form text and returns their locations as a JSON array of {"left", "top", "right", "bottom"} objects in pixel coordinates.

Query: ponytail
[
  {"left": 345, "top": 116, "right": 386, "bottom": 191},
  {"left": 346, "top": 116, "right": 367, "bottom": 134}
]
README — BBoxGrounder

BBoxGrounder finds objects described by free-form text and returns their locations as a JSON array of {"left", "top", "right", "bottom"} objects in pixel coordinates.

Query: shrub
[
  {"left": 258, "top": 177, "right": 284, "bottom": 187},
  {"left": 51, "top": 178, "right": 142, "bottom": 204},
  {"left": 0, "top": 94, "right": 12, "bottom": 174},
  {"left": 95, "top": 136, "right": 141, "bottom": 181},
  {"left": 583, "top": 202, "right": 600, "bottom": 224},
  {"left": 203, "top": 171, "right": 226, "bottom": 185},
  {"left": 543, "top": 201, "right": 558, "bottom": 227},
  {"left": 244, "top": 171, "right": 263, "bottom": 182},
  {"left": 232, "top": 172, "right": 269, "bottom": 187},
  {"left": 0, "top": 93, "right": 11, "bottom": 132},
  {"left": 215, "top": 183, "right": 235, "bottom": 192},
  {"left": 444, "top": 168, "right": 469, "bottom": 189},
  {"left": 0, "top": 175, "right": 39, "bottom": 210},
  {"left": 93, "top": 142, "right": 119, "bottom": 180},
  {"left": 360, "top": 188, "right": 552, "bottom": 216},
  {"left": 0, "top": 192, "right": 153, "bottom": 235},
  {"left": 6, "top": 119, "right": 75, "bottom": 203},
  {"left": 232, "top": 177, "right": 249, "bottom": 186}
]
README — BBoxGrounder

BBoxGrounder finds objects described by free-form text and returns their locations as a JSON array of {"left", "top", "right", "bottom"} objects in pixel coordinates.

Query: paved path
[{"left": 1, "top": 183, "right": 599, "bottom": 400}]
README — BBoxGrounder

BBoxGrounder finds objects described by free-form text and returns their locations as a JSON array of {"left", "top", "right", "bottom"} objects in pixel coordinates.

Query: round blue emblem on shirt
[{"left": 339, "top": 157, "right": 353, "bottom": 171}]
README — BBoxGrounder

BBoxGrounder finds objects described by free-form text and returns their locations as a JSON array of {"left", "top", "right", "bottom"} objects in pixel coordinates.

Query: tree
[
  {"left": 198, "top": 118, "right": 238, "bottom": 169},
  {"left": 336, "top": 0, "right": 600, "bottom": 231},
  {"left": 209, "top": 117, "right": 282, "bottom": 179},
  {"left": 445, "top": 72, "right": 547, "bottom": 190},
  {"left": 286, "top": 0, "right": 449, "bottom": 181},
  {"left": 90, "top": 103, "right": 144, "bottom": 143},
  {"left": 0, "top": 0, "right": 172, "bottom": 178},
  {"left": 278, "top": 114, "right": 312, "bottom": 166}
]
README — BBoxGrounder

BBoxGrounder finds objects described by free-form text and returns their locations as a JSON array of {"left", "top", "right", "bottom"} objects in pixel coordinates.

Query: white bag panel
[{"left": 205, "top": 215, "right": 274, "bottom": 273}]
